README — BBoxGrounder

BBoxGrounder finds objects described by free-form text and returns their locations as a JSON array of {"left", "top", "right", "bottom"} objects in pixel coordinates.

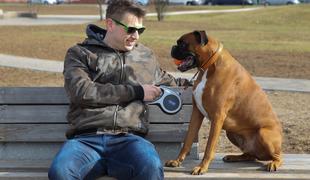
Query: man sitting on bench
[{"left": 48, "top": 0, "right": 188, "bottom": 180}]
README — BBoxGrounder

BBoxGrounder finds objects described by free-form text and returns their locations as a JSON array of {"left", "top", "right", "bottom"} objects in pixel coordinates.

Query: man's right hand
[{"left": 142, "top": 85, "right": 161, "bottom": 102}]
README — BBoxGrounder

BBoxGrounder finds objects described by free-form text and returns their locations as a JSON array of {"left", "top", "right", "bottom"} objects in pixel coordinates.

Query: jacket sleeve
[
  {"left": 63, "top": 46, "right": 144, "bottom": 107},
  {"left": 153, "top": 58, "right": 192, "bottom": 87}
]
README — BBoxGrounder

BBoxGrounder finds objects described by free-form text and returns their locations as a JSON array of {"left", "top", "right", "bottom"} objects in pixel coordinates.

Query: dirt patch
[
  {"left": 199, "top": 91, "right": 310, "bottom": 154},
  {"left": 234, "top": 50, "right": 310, "bottom": 79}
]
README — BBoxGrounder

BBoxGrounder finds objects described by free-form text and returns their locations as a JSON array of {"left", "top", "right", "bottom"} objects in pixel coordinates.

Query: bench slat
[
  {"left": 0, "top": 87, "right": 193, "bottom": 105},
  {"left": 0, "top": 142, "right": 198, "bottom": 161},
  {"left": 0, "top": 105, "right": 192, "bottom": 123},
  {"left": 0, "top": 124, "right": 192, "bottom": 143},
  {"left": 0, "top": 87, "right": 68, "bottom": 105}
]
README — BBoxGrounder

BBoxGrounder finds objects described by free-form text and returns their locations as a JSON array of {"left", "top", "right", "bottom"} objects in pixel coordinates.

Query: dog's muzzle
[{"left": 171, "top": 45, "right": 197, "bottom": 72}]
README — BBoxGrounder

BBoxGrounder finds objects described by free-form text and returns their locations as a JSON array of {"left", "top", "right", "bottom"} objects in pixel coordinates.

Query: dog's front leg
[
  {"left": 165, "top": 103, "right": 204, "bottom": 167},
  {"left": 191, "top": 111, "right": 226, "bottom": 175}
]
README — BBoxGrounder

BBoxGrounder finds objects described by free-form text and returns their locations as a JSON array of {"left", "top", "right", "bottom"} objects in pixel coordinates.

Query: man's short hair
[{"left": 106, "top": 0, "right": 146, "bottom": 21}]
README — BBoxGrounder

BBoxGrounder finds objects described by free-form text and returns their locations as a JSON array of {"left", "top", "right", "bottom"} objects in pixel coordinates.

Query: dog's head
[
  {"left": 171, "top": 31, "right": 221, "bottom": 72},
  {"left": 171, "top": 31, "right": 208, "bottom": 72}
]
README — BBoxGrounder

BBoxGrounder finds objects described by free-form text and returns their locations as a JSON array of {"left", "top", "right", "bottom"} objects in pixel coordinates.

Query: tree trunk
[
  {"left": 155, "top": 0, "right": 168, "bottom": 21},
  {"left": 97, "top": 0, "right": 107, "bottom": 21}
]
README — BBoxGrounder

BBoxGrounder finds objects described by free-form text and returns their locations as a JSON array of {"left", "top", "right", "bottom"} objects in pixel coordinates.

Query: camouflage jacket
[{"left": 63, "top": 24, "right": 180, "bottom": 138}]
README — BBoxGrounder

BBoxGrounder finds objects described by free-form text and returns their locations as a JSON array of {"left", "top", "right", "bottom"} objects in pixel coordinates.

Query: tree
[
  {"left": 97, "top": 0, "right": 108, "bottom": 21},
  {"left": 27, "top": 1, "right": 40, "bottom": 18},
  {"left": 154, "top": 0, "right": 168, "bottom": 21}
]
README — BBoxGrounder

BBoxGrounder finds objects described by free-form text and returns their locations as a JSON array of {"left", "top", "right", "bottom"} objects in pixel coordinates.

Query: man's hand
[{"left": 142, "top": 85, "right": 161, "bottom": 101}]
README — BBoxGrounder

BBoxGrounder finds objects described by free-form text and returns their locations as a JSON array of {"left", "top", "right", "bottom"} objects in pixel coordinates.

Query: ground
[{"left": 199, "top": 91, "right": 310, "bottom": 154}]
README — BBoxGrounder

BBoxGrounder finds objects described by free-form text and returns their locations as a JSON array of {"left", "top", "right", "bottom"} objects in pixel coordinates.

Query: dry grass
[
  {"left": 0, "top": 25, "right": 85, "bottom": 60},
  {"left": 0, "top": 66, "right": 63, "bottom": 86}
]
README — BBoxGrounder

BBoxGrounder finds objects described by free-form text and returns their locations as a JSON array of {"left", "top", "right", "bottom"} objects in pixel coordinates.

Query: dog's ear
[{"left": 193, "top": 31, "right": 208, "bottom": 46}]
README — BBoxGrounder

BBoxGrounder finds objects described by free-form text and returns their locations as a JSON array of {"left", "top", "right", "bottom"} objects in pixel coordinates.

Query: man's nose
[{"left": 131, "top": 30, "right": 139, "bottom": 40}]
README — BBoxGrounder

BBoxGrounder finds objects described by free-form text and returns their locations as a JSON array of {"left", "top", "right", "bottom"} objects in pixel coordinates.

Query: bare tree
[
  {"left": 97, "top": 0, "right": 107, "bottom": 21},
  {"left": 26, "top": 1, "right": 40, "bottom": 18},
  {"left": 154, "top": 0, "right": 168, "bottom": 21}
]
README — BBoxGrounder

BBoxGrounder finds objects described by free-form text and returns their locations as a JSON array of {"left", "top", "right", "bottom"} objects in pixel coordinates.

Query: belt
[{"left": 73, "top": 128, "right": 128, "bottom": 137}]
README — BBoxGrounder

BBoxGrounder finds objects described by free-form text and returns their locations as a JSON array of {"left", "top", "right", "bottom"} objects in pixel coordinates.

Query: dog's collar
[
  {"left": 199, "top": 42, "right": 223, "bottom": 71},
  {"left": 186, "top": 42, "right": 223, "bottom": 87}
]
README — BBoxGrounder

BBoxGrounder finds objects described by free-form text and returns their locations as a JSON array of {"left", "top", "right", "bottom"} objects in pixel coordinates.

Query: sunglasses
[{"left": 111, "top": 18, "right": 146, "bottom": 35}]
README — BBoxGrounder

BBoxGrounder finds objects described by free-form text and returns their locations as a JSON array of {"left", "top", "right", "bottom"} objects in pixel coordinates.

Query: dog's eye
[
  {"left": 180, "top": 43, "right": 188, "bottom": 50},
  {"left": 177, "top": 41, "right": 188, "bottom": 49}
]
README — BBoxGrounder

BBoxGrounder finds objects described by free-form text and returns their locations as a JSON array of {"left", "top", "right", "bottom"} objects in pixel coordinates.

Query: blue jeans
[{"left": 48, "top": 133, "right": 164, "bottom": 180}]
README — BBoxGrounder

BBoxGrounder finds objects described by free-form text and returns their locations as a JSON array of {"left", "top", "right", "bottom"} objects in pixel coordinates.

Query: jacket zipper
[{"left": 112, "top": 52, "right": 125, "bottom": 132}]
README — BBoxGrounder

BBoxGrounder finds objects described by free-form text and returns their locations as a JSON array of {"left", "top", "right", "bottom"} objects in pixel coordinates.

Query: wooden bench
[
  {"left": 0, "top": 87, "right": 309, "bottom": 179},
  {"left": 0, "top": 87, "right": 197, "bottom": 179}
]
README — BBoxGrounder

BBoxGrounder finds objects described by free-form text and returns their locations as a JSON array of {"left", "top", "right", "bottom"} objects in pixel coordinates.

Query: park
[{"left": 0, "top": 2, "right": 309, "bottom": 179}]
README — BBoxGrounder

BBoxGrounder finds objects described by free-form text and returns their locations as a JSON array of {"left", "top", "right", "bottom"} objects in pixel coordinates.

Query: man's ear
[
  {"left": 105, "top": 18, "right": 113, "bottom": 32},
  {"left": 193, "top": 30, "right": 208, "bottom": 46}
]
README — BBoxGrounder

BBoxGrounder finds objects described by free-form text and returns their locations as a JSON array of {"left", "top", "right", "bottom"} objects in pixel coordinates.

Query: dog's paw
[
  {"left": 191, "top": 166, "right": 208, "bottom": 175},
  {"left": 266, "top": 161, "right": 281, "bottom": 172},
  {"left": 165, "top": 160, "right": 182, "bottom": 167}
]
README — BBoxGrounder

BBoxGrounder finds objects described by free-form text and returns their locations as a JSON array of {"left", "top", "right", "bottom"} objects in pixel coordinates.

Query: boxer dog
[{"left": 165, "top": 31, "right": 283, "bottom": 175}]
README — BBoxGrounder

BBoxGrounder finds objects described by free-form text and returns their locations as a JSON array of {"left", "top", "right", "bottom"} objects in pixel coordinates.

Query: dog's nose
[{"left": 171, "top": 45, "right": 185, "bottom": 60}]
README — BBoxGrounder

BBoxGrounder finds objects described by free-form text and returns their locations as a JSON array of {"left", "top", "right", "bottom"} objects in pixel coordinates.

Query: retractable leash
[
  {"left": 146, "top": 71, "right": 200, "bottom": 115},
  {"left": 147, "top": 86, "right": 182, "bottom": 114}
]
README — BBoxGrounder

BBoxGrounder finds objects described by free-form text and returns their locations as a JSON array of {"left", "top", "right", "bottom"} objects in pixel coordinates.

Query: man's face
[{"left": 109, "top": 13, "right": 144, "bottom": 51}]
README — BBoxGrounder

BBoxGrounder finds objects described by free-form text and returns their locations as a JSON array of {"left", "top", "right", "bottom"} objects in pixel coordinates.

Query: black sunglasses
[{"left": 111, "top": 18, "right": 146, "bottom": 35}]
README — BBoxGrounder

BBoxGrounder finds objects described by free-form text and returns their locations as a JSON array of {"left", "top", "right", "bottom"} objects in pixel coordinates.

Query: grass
[
  {"left": 0, "top": 4, "right": 309, "bottom": 73},
  {"left": 1, "top": 5, "right": 309, "bottom": 52},
  {"left": 142, "top": 5, "right": 310, "bottom": 53}
]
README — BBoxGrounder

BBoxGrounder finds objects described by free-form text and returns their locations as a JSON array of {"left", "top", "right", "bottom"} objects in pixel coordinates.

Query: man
[{"left": 48, "top": 0, "right": 187, "bottom": 179}]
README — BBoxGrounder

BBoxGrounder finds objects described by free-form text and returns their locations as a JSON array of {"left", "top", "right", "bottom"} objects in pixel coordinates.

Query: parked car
[
  {"left": 56, "top": 0, "right": 65, "bottom": 4},
  {"left": 262, "top": 0, "right": 300, "bottom": 5},
  {"left": 168, "top": 0, "right": 208, "bottom": 5},
  {"left": 106, "top": 0, "right": 149, "bottom": 6},
  {"left": 190, "top": 0, "right": 208, "bottom": 4},
  {"left": 28, "top": 0, "right": 61, "bottom": 4},
  {"left": 208, "top": 0, "right": 254, "bottom": 5},
  {"left": 134, "top": 0, "right": 149, "bottom": 5}
]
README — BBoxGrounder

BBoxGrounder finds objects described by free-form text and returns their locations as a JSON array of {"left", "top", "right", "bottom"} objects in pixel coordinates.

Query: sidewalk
[{"left": 1, "top": 53, "right": 309, "bottom": 93}]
